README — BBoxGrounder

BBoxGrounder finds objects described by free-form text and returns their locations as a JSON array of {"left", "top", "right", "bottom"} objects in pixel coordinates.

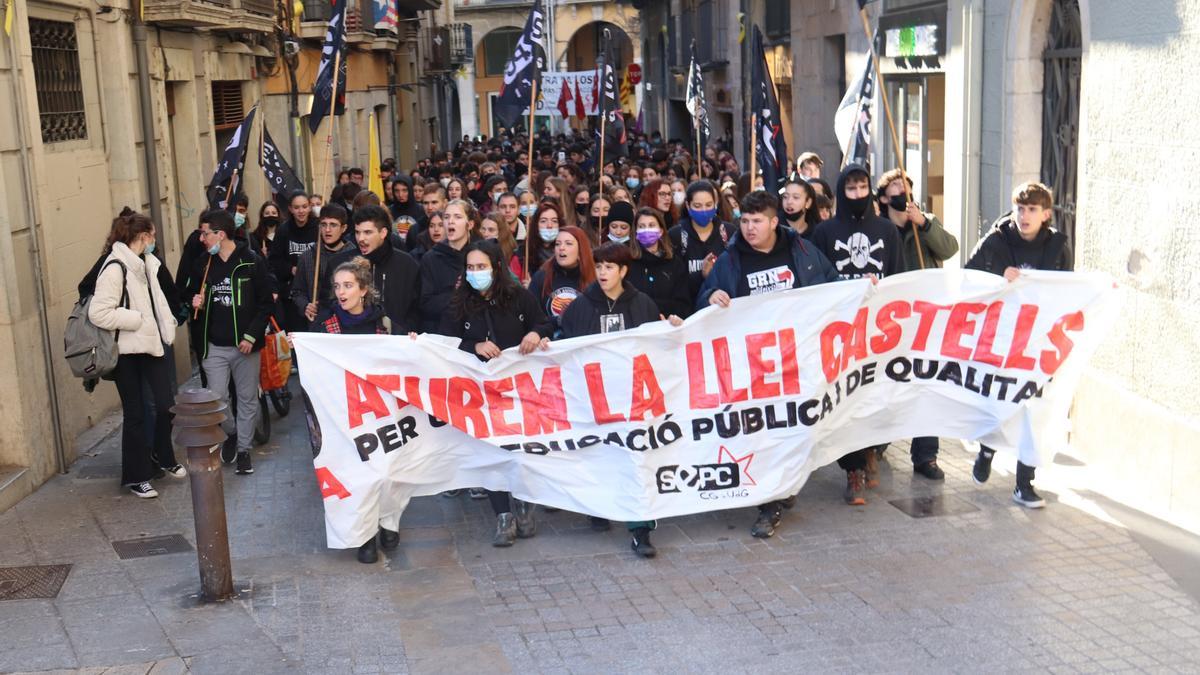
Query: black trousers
[
  {"left": 112, "top": 353, "right": 178, "bottom": 486},
  {"left": 489, "top": 490, "right": 512, "bottom": 515},
  {"left": 910, "top": 436, "right": 939, "bottom": 465},
  {"left": 837, "top": 448, "right": 869, "bottom": 472}
]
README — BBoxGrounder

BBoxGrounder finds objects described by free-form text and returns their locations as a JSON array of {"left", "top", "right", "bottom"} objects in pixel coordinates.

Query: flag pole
[
  {"left": 857, "top": 7, "right": 924, "bottom": 269},
  {"left": 695, "top": 116, "right": 702, "bottom": 179},
  {"left": 313, "top": 44, "right": 344, "bottom": 299},
  {"left": 524, "top": 78, "right": 537, "bottom": 282},
  {"left": 749, "top": 113, "right": 758, "bottom": 191}
]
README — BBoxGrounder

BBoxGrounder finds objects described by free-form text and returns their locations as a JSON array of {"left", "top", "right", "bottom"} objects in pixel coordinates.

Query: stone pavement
[{"left": 2, "top": 380, "right": 1200, "bottom": 674}]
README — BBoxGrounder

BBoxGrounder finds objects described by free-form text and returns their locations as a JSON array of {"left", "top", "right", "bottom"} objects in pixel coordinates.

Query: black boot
[
  {"left": 357, "top": 535, "right": 379, "bottom": 564},
  {"left": 379, "top": 527, "right": 400, "bottom": 551},
  {"left": 751, "top": 505, "right": 783, "bottom": 538},
  {"left": 513, "top": 500, "right": 537, "bottom": 538},
  {"left": 973, "top": 448, "right": 995, "bottom": 485},
  {"left": 630, "top": 527, "right": 657, "bottom": 558}
]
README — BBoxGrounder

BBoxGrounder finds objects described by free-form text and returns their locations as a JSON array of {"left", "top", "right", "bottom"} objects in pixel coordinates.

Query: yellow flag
[
  {"left": 367, "top": 112, "right": 384, "bottom": 200},
  {"left": 620, "top": 68, "right": 634, "bottom": 116},
  {"left": 6, "top": 0, "right": 15, "bottom": 35}
]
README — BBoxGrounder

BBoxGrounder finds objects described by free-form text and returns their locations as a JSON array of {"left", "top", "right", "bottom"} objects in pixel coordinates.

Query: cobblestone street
[{"left": 2, "top": 382, "right": 1199, "bottom": 674}]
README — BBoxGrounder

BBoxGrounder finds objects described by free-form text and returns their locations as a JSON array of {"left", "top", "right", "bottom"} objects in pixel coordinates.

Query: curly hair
[{"left": 331, "top": 256, "right": 381, "bottom": 306}]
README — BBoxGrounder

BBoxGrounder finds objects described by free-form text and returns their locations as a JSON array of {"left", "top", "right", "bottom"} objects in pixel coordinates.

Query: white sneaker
[
  {"left": 162, "top": 464, "right": 187, "bottom": 479},
  {"left": 129, "top": 482, "right": 159, "bottom": 499}
]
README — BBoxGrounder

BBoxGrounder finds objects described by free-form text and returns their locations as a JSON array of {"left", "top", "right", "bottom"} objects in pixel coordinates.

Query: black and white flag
[
  {"left": 685, "top": 41, "right": 710, "bottom": 147},
  {"left": 493, "top": 1, "right": 546, "bottom": 129},
  {"left": 595, "top": 28, "right": 627, "bottom": 161},
  {"left": 751, "top": 26, "right": 788, "bottom": 194},
  {"left": 206, "top": 105, "right": 256, "bottom": 211},
  {"left": 834, "top": 49, "right": 874, "bottom": 172},
  {"left": 260, "top": 126, "right": 305, "bottom": 197},
  {"left": 308, "top": 0, "right": 348, "bottom": 134}
]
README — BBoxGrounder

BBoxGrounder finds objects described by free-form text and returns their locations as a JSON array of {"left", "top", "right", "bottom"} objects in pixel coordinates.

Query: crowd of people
[{"left": 84, "top": 127, "right": 1074, "bottom": 563}]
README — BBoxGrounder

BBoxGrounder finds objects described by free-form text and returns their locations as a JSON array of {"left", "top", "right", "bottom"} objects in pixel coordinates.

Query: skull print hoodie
[{"left": 810, "top": 164, "right": 905, "bottom": 281}]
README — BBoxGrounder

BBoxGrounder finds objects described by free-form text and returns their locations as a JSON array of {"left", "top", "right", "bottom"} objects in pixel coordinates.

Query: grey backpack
[{"left": 65, "top": 259, "right": 127, "bottom": 380}]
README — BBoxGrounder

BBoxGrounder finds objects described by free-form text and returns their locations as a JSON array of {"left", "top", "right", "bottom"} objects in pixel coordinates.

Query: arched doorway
[
  {"left": 1040, "top": 0, "right": 1081, "bottom": 247},
  {"left": 564, "top": 22, "right": 633, "bottom": 73}
]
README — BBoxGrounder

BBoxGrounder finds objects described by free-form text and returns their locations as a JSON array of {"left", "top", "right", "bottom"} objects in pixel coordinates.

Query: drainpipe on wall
[
  {"left": 7, "top": 18, "right": 69, "bottom": 474},
  {"left": 132, "top": 19, "right": 165, "bottom": 246},
  {"left": 959, "top": 0, "right": 984, "bottom": 258}
]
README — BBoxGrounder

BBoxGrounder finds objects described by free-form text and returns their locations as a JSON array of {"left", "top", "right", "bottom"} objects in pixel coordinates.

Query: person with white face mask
[
  {"left": 417, "top": 199, "right": 477, "bottom": 333},
  {"left": 437, "top": 240, "right": 552, "bottom": 547}
]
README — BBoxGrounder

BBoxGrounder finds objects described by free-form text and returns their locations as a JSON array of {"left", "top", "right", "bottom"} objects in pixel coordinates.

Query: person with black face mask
[
  {"left": 780, "top": 178, "right": 818, "bottom": 238},
  {"left": 810, "top": 164, "right": 905, "bottom": 508}
]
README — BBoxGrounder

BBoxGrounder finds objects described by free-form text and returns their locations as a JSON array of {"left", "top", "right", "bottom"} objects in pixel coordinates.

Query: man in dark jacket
[
  {"left": 184, "top": 209, "right": 274, "bottom": 475},
  {"left": 810, "top": 164, "right": 906, "bottom": 507},
  {"left": 294, "top": 203, "right": 353, "bottom": 324},
  {"left": 965, "top": 181, "right": 1071, "bottom": 509},
  {"left": 697, "top": 190, "right": 838, "bottom": 539},
  {"left": 418, "top": 200, "right": 474, "bottom": 332},
  {"left": 333, "top": 205, "right": 420, "bottom": 334}
]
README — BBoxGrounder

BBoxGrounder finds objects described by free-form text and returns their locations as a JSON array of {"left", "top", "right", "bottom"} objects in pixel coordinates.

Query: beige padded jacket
[{"left": 87, "top": 242, "right": 177, "bottom": 357}]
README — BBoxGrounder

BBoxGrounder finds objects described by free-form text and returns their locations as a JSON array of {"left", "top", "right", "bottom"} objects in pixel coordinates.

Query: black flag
[
  {"left": 308, "top": 0, "right": 348, "bottom": 134},
  {"left": 260, "top": 126, "right": 305, "bottom": 197},
  {"left": 595, "top": 29, "right": 627, "bottom": 163},
  {"left": 834, "top": 49, "right": 874, "bottom": 172},
  {"left": 493, "top": 1, "right": 546, "bottom": 130},
  {"left": 751, "top": 26, "right": 788, "bottom": 194},
  {"left": 685, "top": 41, "right": 710, "bottom": 146},
  {"left": 207, "top": 105, "right": 256, "bottom": 211}
]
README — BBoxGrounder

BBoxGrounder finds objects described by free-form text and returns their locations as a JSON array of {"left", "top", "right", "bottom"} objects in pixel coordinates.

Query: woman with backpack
[
  {"left": 437, "top": 240, "right": 553, "bottom": 547},
  {"left": 87, "top": 210, "right": 183, "bottom": 499}
]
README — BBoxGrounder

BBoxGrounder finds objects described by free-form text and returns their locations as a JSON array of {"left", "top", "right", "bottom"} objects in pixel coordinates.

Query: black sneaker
[
  {"left": 914, "top": 460, "right": 945, "bottom": 481},
  {"left": 492, "top": 513, "right": 517, "bottom": 547},
  {"left": 973, "top": 450, "right": 995, "bottom": 485},
  {"left": 750, "top": 508, "right": 782, "bottom": 538},
  {"left": 630, "top": 527, "right": 657, "bottom": 558},
  {"left": 235, "top": 452, "right": 254, "bottom": 475},
  {"left": 221, "top": 436, "right": 237, "bottom": 465},
  {"left": 129, "top": 482, "right": 158, "bottom": 499},
  {"left": 357, "top": 536, "right": 379, "bottom": 564},
  {"left": 588, "top": 516, "right": 611, "bottom": 532},
  {"left": 1012, "top": 483, "right": 1046, "bottom": 509}
]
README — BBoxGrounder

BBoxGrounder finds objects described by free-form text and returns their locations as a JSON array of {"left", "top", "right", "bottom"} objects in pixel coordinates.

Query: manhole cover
[
  {"left": 889, "top": 495, "right": 980, "bottom": 518},
  {"left": 111, "top": 534, "right": 193, "bottom": 559},
  {"left": 0, "top": 565, "right": 72, "bottom": 601}
]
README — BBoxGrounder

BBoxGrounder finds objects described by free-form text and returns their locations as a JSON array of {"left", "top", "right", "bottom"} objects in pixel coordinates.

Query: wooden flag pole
[
  {"left": 749, "top": 113, "right": 758, "bottom": 191},
  {"left": 193, "top": 256, "right": 212, "bottom": 320},
  {"left": 858, "top": 7, "right": 925, "bottom": 270},
  {"left": 312, "top": 44, "right": 344, "bottom": 299},
  {"left": 598, "top": 110, "right": 606, "bottom": 200}
]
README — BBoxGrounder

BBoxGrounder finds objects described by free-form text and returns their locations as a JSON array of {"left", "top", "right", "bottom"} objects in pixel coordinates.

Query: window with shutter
[{"left": 211, "top": 81, "right": 245, "bottom": 131}]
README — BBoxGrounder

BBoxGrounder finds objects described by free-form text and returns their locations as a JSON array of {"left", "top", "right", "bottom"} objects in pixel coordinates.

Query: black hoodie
[
  {"left": 388, "top": 175, "right": 424, "bottom": 239},
  {"left": 966, "top": 212, "right": 1073, "bottom": 274},
  {"left": 529, "top": 261, "right": 584, "bottom": 333},
  {"left": 559, "top": 281, "right": 661, "bottom": 338},
  {"left": 810, "top": 164, "right": 905, "bottom": 280},
  {"left": 437, "top": 286, "right": 552, "bottom": 360},
  {"left": 668, "top": 214, "right": 738, "bottom": 300},
  {"left": 269, "top": 215, "right": 318, "bottom": 287},
  {"left": 627, "top": 245, "right": 692, "bottom": 318},
  {"left": 417, "top": 241, "right": 467, "bottom": 332}
]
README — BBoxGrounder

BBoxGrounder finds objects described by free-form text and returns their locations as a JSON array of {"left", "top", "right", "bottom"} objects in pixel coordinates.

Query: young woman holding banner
[
  {"left": 560, "top": 242, "right": 683, "bottom": 558},
  {"left": 438, "top": 241, "right": 553, "bottom": 546}
]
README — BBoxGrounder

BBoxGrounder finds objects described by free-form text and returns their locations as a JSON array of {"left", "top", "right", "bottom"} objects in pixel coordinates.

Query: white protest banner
[
  {"left": 534, "top": 70, "right": 599, "bottom": 117},
  {"left": 293, "top": 270, "right": 1118, "bottom": 548}
]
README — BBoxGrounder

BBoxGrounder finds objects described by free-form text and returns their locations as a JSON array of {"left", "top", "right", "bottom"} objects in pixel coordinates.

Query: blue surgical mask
[
  {"left": 144, "top": 241, "right": 156, "bottom": 255},
  {"left": 608, "top": 232, "right": 629, "bottom": 244},
  {"left": 732, "top": 208, "right": 741, "bottom": 220},
  {"left": 466, "top": 269, "right": 493, "bottom": 292},
  {"left": 539, "top": 228, "right": 558, "bottom": 242},
  {"left": 688, "top": 207, "right": 717, "bottom": 227},
  {"left": 234, "top": 212, "right": 246, "bottom": 228},
  {"left": 519, "top": 205, "right": 537, "bottom": 218},
  {"left": 207, "top": 242, "right": 221, "bottom": 255},
  {"left": 626, "top": 177, "right": 641, "bottom": 189}
]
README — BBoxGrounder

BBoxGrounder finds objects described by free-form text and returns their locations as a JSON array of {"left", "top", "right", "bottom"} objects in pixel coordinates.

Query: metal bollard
[{"left": 171, "top": 387, "right": 234, "bottom": 602}]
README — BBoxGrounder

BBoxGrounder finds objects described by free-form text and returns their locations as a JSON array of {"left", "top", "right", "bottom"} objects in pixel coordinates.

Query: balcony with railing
[{"left": 142, "top": 0, "right": 276, "bottom": 31}]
